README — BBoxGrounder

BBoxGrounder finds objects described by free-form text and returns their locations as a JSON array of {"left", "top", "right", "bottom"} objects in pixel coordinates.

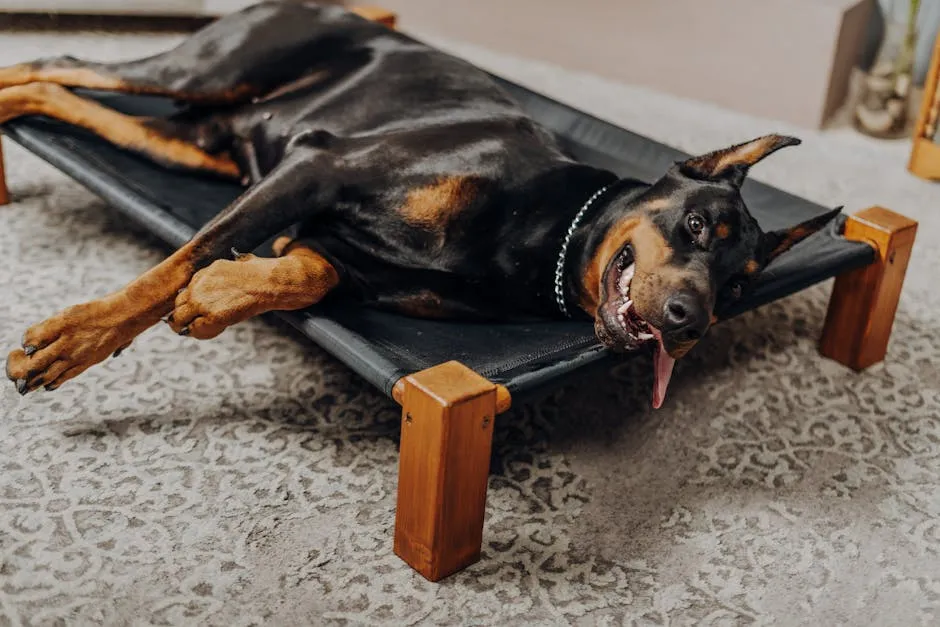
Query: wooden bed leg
[
  {"left": 820, "top": 206, "right": 918, "bottom": 370},
  {"left": 393, "top": 361, "right": 499, "bottom": 581},
  {"left": 0, "top": 137, "right": 10, "bottom": 206}
]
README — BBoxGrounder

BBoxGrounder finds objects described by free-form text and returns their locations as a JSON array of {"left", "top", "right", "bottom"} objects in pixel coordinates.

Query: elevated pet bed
[{"left": 0, "top": 11, "right": 916, "bottom": 582}]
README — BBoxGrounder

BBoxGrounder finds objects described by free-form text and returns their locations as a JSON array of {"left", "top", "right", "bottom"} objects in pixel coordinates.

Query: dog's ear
[
  {"left": 679, "top": 134, "right": 801, "bottom": 187},
  {"left": 762, "top": 206, "right": 843, "bottom": 263}
]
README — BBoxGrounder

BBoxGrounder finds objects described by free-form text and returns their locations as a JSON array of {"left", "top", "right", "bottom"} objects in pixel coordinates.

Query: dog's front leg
[
  {"left": 6, "top": 154, "right": 333, "bottom": 394},
  {"left": 166, "top": 238, "right": 338, "bottom": 340}
]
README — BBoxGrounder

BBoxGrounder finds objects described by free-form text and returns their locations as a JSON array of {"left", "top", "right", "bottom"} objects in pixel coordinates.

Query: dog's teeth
[{"left": 638, "top": 332, "right": 654, "bottom": 341}]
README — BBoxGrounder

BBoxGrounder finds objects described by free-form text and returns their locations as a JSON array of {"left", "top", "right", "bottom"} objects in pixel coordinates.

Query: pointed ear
[
  {"left": 679, "top": 134, "right": 802, "bottom": 187},
  {"left": 762, "top": 207, "right": 843, "bottom": 263}
]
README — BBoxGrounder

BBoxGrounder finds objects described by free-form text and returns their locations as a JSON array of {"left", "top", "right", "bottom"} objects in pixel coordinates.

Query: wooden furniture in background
[{"left": 909, "top": 30, "right": 940, "bottom": 179}]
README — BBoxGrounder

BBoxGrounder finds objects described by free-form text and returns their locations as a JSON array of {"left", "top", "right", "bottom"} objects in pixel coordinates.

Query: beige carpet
[{"left": 2, "top": 19, "right": 940, "bottom": 627}]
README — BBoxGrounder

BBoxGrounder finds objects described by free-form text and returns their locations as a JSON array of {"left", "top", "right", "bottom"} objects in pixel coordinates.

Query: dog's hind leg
[
  {"left": 0, "top": 82, "right": 239, "bottom": 178},
  {"left": 0, "top": 3, "right": 384, "bottom": 104},
  {"left": 0, "top": 53, "right": 255, "bottom": 106},
  {"left": 5, "top": 149, "right": 340, "bottom": 394}
]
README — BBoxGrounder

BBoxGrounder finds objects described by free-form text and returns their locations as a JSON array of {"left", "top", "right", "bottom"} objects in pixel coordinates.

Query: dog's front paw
[
  {"left": 6, "top": 300, "right": 142, "bottom": 394},
  {"left": 167, "top": 257, "right": 262, "bottom": 340}
]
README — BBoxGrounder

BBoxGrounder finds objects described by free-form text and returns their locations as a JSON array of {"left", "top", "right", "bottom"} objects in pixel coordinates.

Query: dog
[{"left": 3, "top": 1, "right": 839, "bottom": 408}]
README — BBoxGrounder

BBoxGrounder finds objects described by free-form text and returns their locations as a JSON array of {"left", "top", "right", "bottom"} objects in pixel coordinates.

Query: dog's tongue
[{"left": 650, "top": 328, "right": 675, "bottom": 409}]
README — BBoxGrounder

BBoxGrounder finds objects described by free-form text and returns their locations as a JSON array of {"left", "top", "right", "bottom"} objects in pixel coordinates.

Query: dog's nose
[{"left": 662, "top": 292, "right": 709, "bottom": 342}]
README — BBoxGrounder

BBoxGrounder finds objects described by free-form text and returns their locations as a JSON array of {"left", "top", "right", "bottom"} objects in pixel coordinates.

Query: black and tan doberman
[{"left": 3, "top": 1, "right": 839, "bottom": 407}]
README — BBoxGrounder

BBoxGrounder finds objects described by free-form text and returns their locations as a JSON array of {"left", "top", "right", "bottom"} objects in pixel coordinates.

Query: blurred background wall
[{"left": 863, "top": 0, "right": 940, "bottom": 85}]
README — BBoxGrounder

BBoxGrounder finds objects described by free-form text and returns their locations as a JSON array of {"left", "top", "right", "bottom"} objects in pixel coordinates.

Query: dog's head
[{"left": 581, "top": 134, "right": 841, "bottom": 408}]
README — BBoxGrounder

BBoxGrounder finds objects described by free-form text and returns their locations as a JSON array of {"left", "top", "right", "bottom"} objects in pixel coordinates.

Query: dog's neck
[{"left": 562, "top": 181, "right": 649, "bottom": 317}]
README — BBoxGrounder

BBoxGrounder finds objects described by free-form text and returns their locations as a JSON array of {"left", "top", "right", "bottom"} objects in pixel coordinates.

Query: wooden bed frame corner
[
  {"left": 820, "top": 206, "right": 917, "bottom": 370},
  {"left": 391, "top": 361, "right": 504, "bottom": 581}
]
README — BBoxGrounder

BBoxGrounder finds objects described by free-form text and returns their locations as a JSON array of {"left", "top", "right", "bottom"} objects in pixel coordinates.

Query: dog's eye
[{"left": 687, "top": 213, "right": 706, "bottom": 237}]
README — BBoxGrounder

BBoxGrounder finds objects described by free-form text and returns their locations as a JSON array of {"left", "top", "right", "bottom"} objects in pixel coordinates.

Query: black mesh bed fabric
[{"left": 0, "top": 76, "right": 875, "bottom": 401}]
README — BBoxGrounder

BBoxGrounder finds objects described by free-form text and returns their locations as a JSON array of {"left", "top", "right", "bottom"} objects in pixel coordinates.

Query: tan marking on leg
[
  {"left": 6, "top": 242, "right": 199, "bottom": 393},
  {"left": 0, "top": 83, "right": 239, "bottom": 178},
  {"left": 272, "top": 236, "right": 295, "bottom": 257},
  {"left": 399, "top": 177, "right": 477, "bottom": 232},
  {"left": 0, "top": 63, "right": 253, "bottom": 103},
  {"left": 168, "top": 245, "right": 339, "bottom": 340},
  {"left": 0, "top": 64, "right": 126, "bottom": 91},
  {"left": 394, "top": 290, "right": 447, "bottom": 319}
]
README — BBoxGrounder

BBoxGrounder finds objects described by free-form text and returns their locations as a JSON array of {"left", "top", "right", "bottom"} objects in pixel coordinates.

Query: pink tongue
[{"left": 650, "top": 329, "right": 676, "bottom": 409}]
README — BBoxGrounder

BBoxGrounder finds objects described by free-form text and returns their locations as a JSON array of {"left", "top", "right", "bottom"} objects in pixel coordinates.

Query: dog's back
[{"left": 162, "top": 2, "right": 565, "bottom": 174}]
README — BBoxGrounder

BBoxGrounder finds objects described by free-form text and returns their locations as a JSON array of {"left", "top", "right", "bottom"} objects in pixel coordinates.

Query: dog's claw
[
  {"left": 179, "top": 326, "right": 190, "bottom": 336},
  {"left": 23, "top": 345, "right": 37, "bottom": 356},
  {"left": 231, "top": 247, "right": 243, "bottom": 259},
  {"left": 15, "top": 378, "right": 27, "bottom": 395},
  {"left": 112, "top": 346, "right": 125, "bottom": 358},
  {"left": 44, "top": 384, "right": 58, "bottom": 392},
  {"left": 165, "top": 314, "right": 174, "bottom": 325}
]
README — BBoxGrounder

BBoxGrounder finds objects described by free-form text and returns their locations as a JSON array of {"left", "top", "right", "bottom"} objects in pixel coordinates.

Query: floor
[{"left": 1, "top": 16, "right": 940, "bottom": 627}]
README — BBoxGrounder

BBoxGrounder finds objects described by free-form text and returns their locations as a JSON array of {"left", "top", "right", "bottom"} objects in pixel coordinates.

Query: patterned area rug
[{"left": 2, "top": 22, "right": 940, "bottom": 627}]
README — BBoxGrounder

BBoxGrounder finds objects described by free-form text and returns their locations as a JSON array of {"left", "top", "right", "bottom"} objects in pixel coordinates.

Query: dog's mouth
[{"left": 595, "top": 244, "right": 676, "bottom": 410}]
